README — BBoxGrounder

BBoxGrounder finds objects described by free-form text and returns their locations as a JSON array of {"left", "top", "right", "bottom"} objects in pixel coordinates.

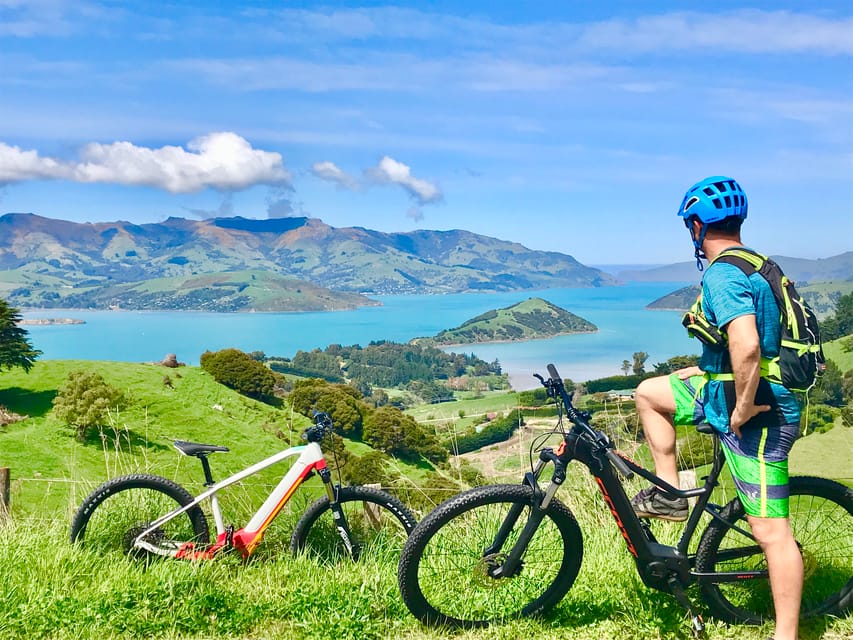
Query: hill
[
  {"left": 0, "top": 213, "right": 617, "bottom": 311},
  {"left": 619, "top": 251, "right": 853, "bottom": 283},
  {"left": 416, "top": 297, "right": 597, "bottom": 346},
  {"left": 646, "top": 280, "right": 853, "bottom": 318}
]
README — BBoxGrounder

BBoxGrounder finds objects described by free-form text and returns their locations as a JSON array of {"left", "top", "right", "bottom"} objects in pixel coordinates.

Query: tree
[
  {"left": 0, "top": 299, "right": 41, "bottom": 372},
  {"left": 653, "top": 354, "right": 701, "bottom": 375},
  {"left": 820, "top": 292, "right": 853, "bottom": 341},
  {"left": 200, "top": 348, "right": 277, "bottom": 402},
  {"left": 621, "top": 360, "right": 631, "bottom": 376},
  {"left": 812, "top": 360, "right": 844, "bottom": 407},
  {"left": 52, "top": 370, "right": 125, "bottom": 440},
  {"left": 632, "top": 351, "right": 649, "bottom": 376}
]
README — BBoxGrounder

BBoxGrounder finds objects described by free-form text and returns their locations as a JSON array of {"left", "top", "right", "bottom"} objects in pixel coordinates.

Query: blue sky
[{"left": 1, "top": 1, "right": 851, "bottom": 265}]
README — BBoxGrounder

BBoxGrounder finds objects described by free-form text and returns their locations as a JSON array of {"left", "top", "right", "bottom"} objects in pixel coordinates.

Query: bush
[
  {"left": 342, "top": 450, "right": 397, "bottom": 488},
  {"left": 52, "top": 370, "right": 125, "bottom": 440},
  {"left": 362, "top": 406, "right": 448, "bottom": 464},
  {"left": 200, "top": 348, "right": 277, "bottom": 402},
  {"left": 289, "top": 378, "right": 367, "bottom": 438}
]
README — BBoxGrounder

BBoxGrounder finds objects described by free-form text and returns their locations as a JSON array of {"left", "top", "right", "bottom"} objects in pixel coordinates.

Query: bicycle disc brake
[{"left": 472, "top": 552, "right": 524, "bottom": 586}]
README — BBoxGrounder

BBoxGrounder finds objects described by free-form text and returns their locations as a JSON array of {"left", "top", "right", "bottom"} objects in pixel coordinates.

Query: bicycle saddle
[{"left": 173, "top": 440, "right": 230, "bottom": 457}]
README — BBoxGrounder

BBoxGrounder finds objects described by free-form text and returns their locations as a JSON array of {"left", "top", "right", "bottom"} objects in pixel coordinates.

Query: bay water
[{"left": 21, "top": 282, "right": 696, "bottom": 390}]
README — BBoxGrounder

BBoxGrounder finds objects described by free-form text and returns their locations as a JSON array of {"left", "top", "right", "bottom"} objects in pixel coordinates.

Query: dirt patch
[{"left": 454, "top": 418, "right": 562, "bottom": 481}]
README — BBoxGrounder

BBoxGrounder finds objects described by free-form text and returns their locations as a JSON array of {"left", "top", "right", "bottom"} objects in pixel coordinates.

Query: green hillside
[
  {"left": 824, "top": 334, "right": 853, "bottom": 372},
  {"left": 0, "top": 360, "right": 321, "bottom": 518},
  {"left": 2, "top": 269, "right": 379, "bottom": 313},
  {"left": 419, "top": 297, "right": 597, "bottom": 346}
]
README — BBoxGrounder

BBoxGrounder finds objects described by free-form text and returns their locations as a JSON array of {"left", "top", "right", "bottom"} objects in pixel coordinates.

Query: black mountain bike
[{"left": 398, "top": 364, "right": 853, "bottom": 633}]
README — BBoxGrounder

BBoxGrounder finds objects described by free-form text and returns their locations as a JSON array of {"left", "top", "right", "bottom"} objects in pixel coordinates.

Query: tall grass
[{"left": 2, "top": 466, "right": 850, "bottom": 640}]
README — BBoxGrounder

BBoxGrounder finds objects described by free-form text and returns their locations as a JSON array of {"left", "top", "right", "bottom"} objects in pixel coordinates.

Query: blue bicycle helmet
[
  {"left": 677, "top": 176, "right": 747, "bottom": 224},
  {"left": 677, "top": 176, "right": 747, "bottom": 270}
]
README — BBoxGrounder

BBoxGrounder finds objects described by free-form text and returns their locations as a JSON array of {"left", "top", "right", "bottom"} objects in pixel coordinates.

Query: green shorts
[{"left": 670, "top": 374, "right": 798, "bottom": 518}]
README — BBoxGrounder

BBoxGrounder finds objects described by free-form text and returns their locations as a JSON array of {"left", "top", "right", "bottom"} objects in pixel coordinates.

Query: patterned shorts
[{"left": 669, "top": 374, "right": 799, "bottom": 518}]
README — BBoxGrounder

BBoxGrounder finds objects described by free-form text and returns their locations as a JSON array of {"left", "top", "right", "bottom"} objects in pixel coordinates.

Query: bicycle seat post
[{"left": 198, "top": 454, "right": 216, "bottom": 487}]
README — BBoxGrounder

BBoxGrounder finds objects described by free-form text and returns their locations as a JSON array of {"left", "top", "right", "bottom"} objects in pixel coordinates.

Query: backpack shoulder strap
[{"left": 711, "top": 246, "right": 766, "bottom": 277}]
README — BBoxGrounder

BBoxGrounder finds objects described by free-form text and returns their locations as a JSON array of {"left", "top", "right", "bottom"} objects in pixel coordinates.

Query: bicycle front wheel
[
  {"left": 70, "top": 474, "right": 209, "bottom": 557},
  {"left": 696, "top": 476, "right": 853, "bottom": 624},
  {"left": 398, "top": 483, "right": 583, "bottom": 628},
  {"left": 290, "top": 485, "right": 417, "bottom": 563}
]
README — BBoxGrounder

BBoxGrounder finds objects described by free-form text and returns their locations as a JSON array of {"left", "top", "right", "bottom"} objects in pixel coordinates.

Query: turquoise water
[{"left": 21, "top": 282, "right": 698, "bottom": 390}]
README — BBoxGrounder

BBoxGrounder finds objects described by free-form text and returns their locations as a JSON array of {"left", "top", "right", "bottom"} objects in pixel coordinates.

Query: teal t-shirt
[{"left": 698, "top": 251, "right": 801, "bottom": 432}]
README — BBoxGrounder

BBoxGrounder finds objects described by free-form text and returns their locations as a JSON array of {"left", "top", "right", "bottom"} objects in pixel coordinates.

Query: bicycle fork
[
  {"left": 484, "top": 453, "right": 565, "bottom": 579},
  {"left": 321, "top": 468, "right": 361, "bottom": 560}
]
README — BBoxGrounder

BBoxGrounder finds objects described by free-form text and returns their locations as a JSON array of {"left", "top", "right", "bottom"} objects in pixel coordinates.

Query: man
[{"left": 630, "top": 176, "right": 803, "bottom": 640}]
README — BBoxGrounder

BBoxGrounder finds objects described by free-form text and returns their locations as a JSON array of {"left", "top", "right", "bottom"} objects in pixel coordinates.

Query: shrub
[
  {"left": 289, "top": 378, "right": 367, "bottom": 438},
  {"left": 342, "top": 451, "right": 397, "bottom": 488},
  {"left": 362, "top": 406, "right": 448, "bottom": 464},
  {"left": 52, "top": 370, "right": 126, "bottom": 440},
  {"left": 200, "top": 348, "right": 277, "bottom": 402}
]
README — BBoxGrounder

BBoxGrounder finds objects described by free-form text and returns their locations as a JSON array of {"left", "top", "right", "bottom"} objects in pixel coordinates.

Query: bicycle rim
[
  {"left": 400, "top": 484, "right": 582, "bottom": 627},
  {"left": 698, "top": 477, "right": 853, "bottom": 623}
]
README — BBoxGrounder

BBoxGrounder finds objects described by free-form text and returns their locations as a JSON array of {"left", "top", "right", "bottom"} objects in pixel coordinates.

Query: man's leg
[
  {"left": 747, "top": 516, "right": 802, "bottom": 640},
  {"left": 635, "top": 375, "right": 680, "bottom": 488}
]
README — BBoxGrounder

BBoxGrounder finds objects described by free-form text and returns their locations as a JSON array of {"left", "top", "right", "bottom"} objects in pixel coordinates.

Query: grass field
[
  {"left": 824, "top": 334, "right": 853, "bottom": 372},
  {"left": 1, "top": 360, "right": 851, "bottom": 639}
]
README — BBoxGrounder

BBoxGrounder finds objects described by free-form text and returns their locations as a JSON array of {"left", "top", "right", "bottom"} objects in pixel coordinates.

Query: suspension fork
[
  {"left": 486, "top": 452, "right": 566, "bottom": 579},
  {"left": 321, "top": 467, "right": 361, "bottom": 559}
]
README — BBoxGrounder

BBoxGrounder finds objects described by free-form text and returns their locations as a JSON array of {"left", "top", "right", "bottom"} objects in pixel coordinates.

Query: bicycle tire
[
  {"left": 398, "top": 483, "right": 583, "bottom": 628},
  {"left": 696, "top": 475, "right": 853, "bottom": 624},
  {"left": 70, "top": 474, "right": 210, "bottom": 557},
  {"left": 290, "top": 485, "right": 417, "bottom": 563}
]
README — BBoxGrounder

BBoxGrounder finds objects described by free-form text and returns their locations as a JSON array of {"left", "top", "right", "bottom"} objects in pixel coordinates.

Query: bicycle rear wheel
[
  {"left": 398, "top": 483, "right": 582, "bottom": 628},
  {"left": 696, "top": 476, "right": 853, "bottom": 624},
  {"left": 290, "top": 485, "right": 417, "bottom": 563},
  {"left": 70, "top": 474, "right": 209, "bottom": 557}
]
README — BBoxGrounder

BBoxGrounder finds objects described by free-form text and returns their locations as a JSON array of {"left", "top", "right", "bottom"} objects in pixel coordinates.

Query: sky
[{"left": 0, "top": 1, "right": 851, "bottom": 265}]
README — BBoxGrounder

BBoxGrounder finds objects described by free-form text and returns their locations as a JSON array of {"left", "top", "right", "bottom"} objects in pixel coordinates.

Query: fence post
[{"left": 0, "top": 467, "right": 9, "bottom": 521}]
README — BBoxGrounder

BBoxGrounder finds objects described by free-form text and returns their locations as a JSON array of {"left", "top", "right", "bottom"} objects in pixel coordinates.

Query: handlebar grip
[
  {"left": 606, "top": 449, "right": 634, "bottom": 479},
  {"left": 547, "top": 363, "right": 560, "bottom": 380}
]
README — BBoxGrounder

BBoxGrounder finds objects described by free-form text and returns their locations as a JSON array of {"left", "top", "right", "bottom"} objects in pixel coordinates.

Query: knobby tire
[
  {"left": 398, "top": 483, "right": 582, "bottom": 628},
  {"left": 70, "top": 474, "right": 210, "bottom": 557},
  {"left": 290, "top": 485, "right": 417, "bottom": 563},
  {"left": 696, "top": 475, "right": 853, "bottom": 624}
]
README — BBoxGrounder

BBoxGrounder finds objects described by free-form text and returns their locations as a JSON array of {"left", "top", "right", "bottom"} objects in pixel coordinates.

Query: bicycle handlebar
[
  {"left": 304, "top": 411, "right": 334, "bottom": 443},
  {"left": 541, "top": 364, "right": 633, "bottom": 480}
]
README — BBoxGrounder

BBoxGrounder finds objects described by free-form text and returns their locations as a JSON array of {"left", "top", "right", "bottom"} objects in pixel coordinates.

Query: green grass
[
  {"left": 1, "top": 360, "right": 851, "bottom": 639},
  {"left": 824, "top": 334, "right": 853, "bottom": 372}
]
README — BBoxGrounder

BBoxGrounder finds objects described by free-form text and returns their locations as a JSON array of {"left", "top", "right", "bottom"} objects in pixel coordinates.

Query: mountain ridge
[{"left": 0, "top": 213, "right": 616, "bottom": 311}]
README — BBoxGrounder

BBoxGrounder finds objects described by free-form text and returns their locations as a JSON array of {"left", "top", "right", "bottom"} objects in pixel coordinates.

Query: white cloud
[
  {"left": 367, "top": 156, "right": 442, "bottom": 205},
  {"left": 576, "top": 11, "right": 853, "bottom": 55},
  {"left": 0, "top": 132, "right": 291, "bottom": 193},
  {"left": 0, "top": 141, "right": 68, "bottom": 182},
  {"left": 311, "top": 161, "right": 360, "bottom": 190}
]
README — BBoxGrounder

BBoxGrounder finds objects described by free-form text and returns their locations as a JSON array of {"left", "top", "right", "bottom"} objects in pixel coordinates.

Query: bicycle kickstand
[{"left": 667, "top": 575, "right": 705, "bottom": 638}]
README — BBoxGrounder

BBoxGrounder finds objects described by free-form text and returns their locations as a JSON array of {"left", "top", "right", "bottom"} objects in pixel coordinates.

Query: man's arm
[{"left": 725, "top": 313, "right": 771, "bottom": 437}]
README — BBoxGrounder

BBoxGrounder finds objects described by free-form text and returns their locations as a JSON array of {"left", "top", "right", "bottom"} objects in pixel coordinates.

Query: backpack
[{"left": 681, "top": 247, "right": 825, "bottom": 392}]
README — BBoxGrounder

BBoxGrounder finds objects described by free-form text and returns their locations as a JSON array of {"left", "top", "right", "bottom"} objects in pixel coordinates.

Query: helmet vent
[
  {"left": 714, "top": 181, "right": 728, "bottom": 191},
  {"left": 703, "top": 187, "right": 715, "bottom": 196},
  {"left": 724, "top": 195, "right": 732, "bottom": 207},
  {"left": 683, "top": 196, "right": 700, "bottom": 212}
]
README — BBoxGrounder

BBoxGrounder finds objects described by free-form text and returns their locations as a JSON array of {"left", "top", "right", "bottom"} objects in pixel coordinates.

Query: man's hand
[
  {"left": 729, "top": 402, "right": 771, "bottom": 438},
  {"left": 674, "top": 365, "right": 704, "bottom": 379}
]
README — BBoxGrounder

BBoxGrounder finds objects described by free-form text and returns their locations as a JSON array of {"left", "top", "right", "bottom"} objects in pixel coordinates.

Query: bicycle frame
[
  {"left": 489, "top": 366, "right": 769, "bottom": 632},
  {"left": 132, "top": 441, "right": 339, "bottom": 559}
]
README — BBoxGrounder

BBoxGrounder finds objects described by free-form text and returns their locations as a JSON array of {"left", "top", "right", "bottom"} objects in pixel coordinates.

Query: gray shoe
[{"left": 631, "top": 486, "right": 688, "bottom": 522}]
